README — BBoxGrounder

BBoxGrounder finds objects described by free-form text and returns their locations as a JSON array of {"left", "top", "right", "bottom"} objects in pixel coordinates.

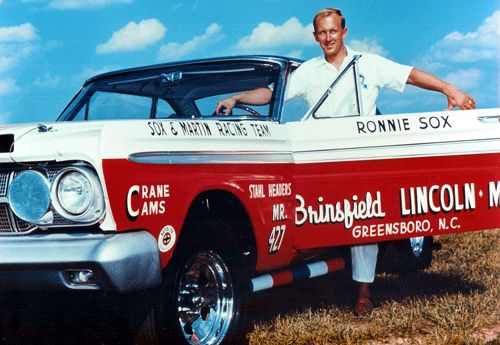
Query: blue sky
[{"left": 1, "top": 0, "right": 499, "bottom": 124}]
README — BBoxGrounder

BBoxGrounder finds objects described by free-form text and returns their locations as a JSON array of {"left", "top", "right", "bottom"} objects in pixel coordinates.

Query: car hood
[{"left": 0, "top": 121, "right": 106, "bottom": 165}]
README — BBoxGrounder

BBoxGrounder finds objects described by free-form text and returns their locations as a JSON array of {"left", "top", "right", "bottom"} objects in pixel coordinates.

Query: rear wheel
[
  {"left": 398, "top": 236, "right": 433, "bottom": 272},
  {"left": 377, "top": 236, "right": 433, "bottom": 273}
]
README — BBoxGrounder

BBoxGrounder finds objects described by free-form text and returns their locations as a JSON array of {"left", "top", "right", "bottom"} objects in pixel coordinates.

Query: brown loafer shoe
[{"left": 354, "top": 296, "right": 373, "bottom": 316}]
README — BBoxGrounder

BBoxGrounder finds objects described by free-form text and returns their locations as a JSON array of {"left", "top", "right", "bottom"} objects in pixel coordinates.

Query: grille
[
  {"left": 0, "top": 204, "right": 12, "bottom": 233},
  {"left": 0, "top": 171, "right": 9, "bottom": 197},
  {"left": 0, "top": 170, "right": 38, "bottom": 234},
  {"left": 0, "top": 203, "right": 37, "bottom": 233}
]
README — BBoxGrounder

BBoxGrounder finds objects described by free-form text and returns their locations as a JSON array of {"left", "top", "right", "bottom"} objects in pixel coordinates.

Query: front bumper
[{"left": 0, "top": 231, "right": 161, "bottom": 293}]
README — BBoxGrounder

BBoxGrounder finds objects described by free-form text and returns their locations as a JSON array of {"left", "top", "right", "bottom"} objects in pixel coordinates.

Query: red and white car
[{"left": 1, "top": 56, "right": 499, "bottom": 344}]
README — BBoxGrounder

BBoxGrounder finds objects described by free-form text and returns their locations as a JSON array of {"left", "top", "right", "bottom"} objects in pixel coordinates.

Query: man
[{"left": 215, "top": 8, "right": 476, "bottom": 315}]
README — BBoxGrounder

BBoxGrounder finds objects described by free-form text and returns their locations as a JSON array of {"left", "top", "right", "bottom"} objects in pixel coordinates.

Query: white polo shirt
[{"left": 285, "top": 46, "right": 413, "bottom": 117}]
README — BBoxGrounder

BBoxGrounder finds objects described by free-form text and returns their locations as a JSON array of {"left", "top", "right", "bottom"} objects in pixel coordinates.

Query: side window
[
  {"left": 313, "top": 73, "right": 359, "bottom": 118},
  {"left": 195, "top": 91, "right": 271, "bottom": 117},
  {"left": 282, "top": 57, "right": 362, "bottom": 122},
  {"left": 87, "top": 91, "right": 152, "bottom": 120},
  {"left": 156, "top": 99, "right": 176, "bottom": 118},
  {"left": 282, "top": 97, "right": 309, "bottom": 123}
]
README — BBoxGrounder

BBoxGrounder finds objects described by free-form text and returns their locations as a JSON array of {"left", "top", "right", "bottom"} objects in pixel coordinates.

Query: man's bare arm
[
  {"left": 407, "top": 68, "right": 476, "bottom": 110},
  {"left": 215, "top": 87, "right": 273, "bottom": 115}
]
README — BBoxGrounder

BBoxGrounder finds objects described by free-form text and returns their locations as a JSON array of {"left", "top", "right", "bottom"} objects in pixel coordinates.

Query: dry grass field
[
  {"left": 1, "top": 231, "right": 498, "bottom": 345},
  {"left": 246, "top": 230, "right": 500, "bottom": 345}
]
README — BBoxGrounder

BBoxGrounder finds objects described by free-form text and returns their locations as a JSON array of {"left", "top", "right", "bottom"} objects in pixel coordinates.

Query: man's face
[{"left": 313, "top": 14, "right": 347, "bottom": 60}]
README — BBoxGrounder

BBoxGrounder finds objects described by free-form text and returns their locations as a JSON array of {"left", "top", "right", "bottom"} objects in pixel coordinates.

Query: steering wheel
[{"left": 213, "top": 104, "right": 260, "bottom": 116}]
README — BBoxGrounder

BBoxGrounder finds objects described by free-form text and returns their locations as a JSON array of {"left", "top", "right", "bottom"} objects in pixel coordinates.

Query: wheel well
[{"left": 177, "top": 190, "right": 257, "bottom": 271}]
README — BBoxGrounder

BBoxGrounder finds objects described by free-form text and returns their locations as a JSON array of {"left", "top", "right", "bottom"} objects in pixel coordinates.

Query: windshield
[{"left": 58, "top": 61, "right": 280, "bottom": 121}]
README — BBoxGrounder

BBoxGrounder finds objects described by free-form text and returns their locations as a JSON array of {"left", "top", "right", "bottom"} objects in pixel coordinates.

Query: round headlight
[
  {"left": 57, "top": 171, "right": 93, "bottom": 215},
  {"left": 8, "top": 170, "right": 50, "bottom": 223},
  {"left": 51, "top": 167, "right": 104, "bottom": 223}
]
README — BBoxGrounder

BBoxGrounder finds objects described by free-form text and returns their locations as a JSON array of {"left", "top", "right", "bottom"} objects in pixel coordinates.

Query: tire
[
  {"left": 135, "top": 221, "right": 249, "bottom": 345},
  {"left": 399, "top": 236, "right": 433, "bottom": 272},
  {"left": 377, "top": 236, "right": 433, "bottom": 273}
]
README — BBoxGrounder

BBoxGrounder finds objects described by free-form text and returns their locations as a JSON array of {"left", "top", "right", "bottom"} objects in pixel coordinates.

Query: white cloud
[
  {"left": 33, "top": 73, "right": 61, "bottom": 88},
  {"left": 425, "top": 10, "right": 500, "bottom": 63},
  {"left": 0, "top": 23, "right": 37, "bottom": 42},
  {"left": 96, "top": 18, "right": 166, "bottom": 54},
  {"left": 287, "top": 50, "right": 303, "bottom": 59},
  {"left": 0, "top": 23, "right": 38, "bottom": 71},
  {"left": 48, "top": 0, "right": 132, "bottom": 9},
  {"left": 158, "top": 23, "right": 224, "bottom": 61},
  {"left": 0, "top": 79, "right": 20, "bottom": 95},
  {"left": 0, "top": 43, "right": 37, "bottom": 71},
  {"left": 76, "top": 66, "right": 117, "bottom": 81},
  {"left": 443, "top": 68, "right": 482, "bottom": 90},
  {"left": 348, "top": 37, "right": 388, "bottom": 57},
  {"left": 0, "top": 55, "right": 15, "bottom": 70},
  {"left": 235, "top": 17, "right": 314, "bottom": 50}
]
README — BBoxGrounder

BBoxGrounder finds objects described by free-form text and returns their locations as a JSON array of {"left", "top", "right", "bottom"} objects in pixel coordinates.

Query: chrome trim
[
  {"left": 301, "top": 55, "right": 362, "bottom": 121},
  {"left": 353, "top": 60, "right": 364, "bottom": 116},
  {"left": 410, "top": 237, "right": 425, "bottom": 257},
  {"left": 177, "top": 250, "right": 234, "bottom": 345},
  {"left": 50, "top": 166, "right": 105, "bottom": 224},
  {"left": 129, "top": 151, "right": 294, "bottom": 165},
  {"left": 478, "top": 115, "right": 500, "bottom": 123},
  {"left": 0, "top": 231, "right": 161, "bottom": 293}
]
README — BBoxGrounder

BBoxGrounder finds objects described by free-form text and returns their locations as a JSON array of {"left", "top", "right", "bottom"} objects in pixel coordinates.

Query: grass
[{"left": 246, "top": 230, "right": 500, "bottom": 345}]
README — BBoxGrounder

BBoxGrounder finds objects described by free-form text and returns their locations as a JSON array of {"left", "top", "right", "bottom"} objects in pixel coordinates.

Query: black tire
[
  {"left": 377, "top": 236, "right": 433, "bottom": 273},
  {"left": 397, "top": 236, "right": 433, "bottom": 272},
  {"left": 135, "top": 221, "right": 249, "bottom": 345}
]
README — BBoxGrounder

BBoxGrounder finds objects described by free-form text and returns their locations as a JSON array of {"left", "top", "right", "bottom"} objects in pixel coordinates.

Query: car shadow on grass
[
  {"left": 0, "top": 270, "right": 486, "bottom": 345},
  {"left": 246, "top": 269, "right": 486, "bottom": 325}
]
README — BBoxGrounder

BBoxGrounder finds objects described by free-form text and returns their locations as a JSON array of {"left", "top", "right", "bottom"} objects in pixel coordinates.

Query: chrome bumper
[{"left": 0, "top": 231, "right": 161, "bottom": 293}]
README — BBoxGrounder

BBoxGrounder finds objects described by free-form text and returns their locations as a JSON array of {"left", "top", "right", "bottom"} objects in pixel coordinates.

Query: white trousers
[{"left": 351, "top": 243, "right": 378, "bottom": 283}]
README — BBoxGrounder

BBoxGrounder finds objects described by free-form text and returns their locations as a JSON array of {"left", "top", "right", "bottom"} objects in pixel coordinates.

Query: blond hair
[{"left": 313, "top": 8, "right": 345, "bottom": 31}]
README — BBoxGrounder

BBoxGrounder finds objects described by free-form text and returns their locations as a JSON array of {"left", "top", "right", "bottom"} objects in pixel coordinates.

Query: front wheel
[
  {"left": 136, "top": 245, "right": 248, "bottom": 345},
  {"left": 175, "top": 249, "right": 243, "bottom": 344}
]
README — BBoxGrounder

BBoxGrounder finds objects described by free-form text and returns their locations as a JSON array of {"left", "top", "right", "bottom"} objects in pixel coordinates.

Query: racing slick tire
[
  {"left": 377, "top": 236, "right": 433, "bottom": 273},
  {"left": 135, "top": 221, "right": 249, "bottom": 345}
]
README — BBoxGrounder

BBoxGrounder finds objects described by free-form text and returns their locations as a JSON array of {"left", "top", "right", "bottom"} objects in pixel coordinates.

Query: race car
[{"left": 1, "top": 55, "right": 499, "bottom": 345}]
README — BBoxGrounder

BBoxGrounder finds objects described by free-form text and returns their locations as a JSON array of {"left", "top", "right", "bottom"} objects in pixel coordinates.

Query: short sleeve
[{"left": 370, "top": 54, "right": 413, "bottom": 92}]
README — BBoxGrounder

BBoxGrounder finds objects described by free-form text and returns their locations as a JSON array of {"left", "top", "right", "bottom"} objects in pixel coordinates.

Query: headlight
[
  {"left": 51, "top": 167, "right": 104, "bottom": 223},
  {"left": 56, "top": 171, "right": 92, "bottom": 215}
]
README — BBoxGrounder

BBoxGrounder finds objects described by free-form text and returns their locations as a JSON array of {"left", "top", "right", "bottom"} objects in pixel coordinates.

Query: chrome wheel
[
  {"left": 176, "top": 250, "right": 234, "bottom": 345},
  {"left": 409, "top": 237, "right": 425, "bottom": 257}
]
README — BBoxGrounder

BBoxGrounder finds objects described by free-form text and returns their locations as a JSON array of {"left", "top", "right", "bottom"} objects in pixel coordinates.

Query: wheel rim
[
  {"left": 409, "top": 237, "right": 425, "bottom": 257},
  {"left": 176, "top": 250, "right": 234, "bottom": 345}
]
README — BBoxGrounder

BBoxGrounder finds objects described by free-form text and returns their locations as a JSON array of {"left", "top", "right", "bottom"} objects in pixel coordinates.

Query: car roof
[{"left": 84, "top": 55, "right": 304, "bottom": 86}]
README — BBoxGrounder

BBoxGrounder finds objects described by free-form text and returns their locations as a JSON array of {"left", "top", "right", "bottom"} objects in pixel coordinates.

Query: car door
[
  {"left": 285, "top": 109, "right": 500, "bottom": 250},
  {"left": 281, "top": 57, "right": 500, "bottom": 251}
]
